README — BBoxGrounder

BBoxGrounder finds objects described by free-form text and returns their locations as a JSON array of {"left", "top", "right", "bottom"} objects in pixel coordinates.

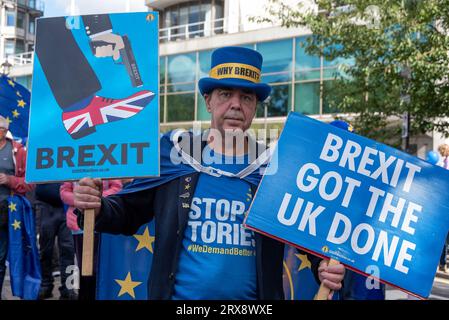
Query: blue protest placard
[
  {"left": 26, "top": 12, "right": 159, "bottom": 183},
  {"left": 245, "top": 112, "right": 449, "bottom": 299}
]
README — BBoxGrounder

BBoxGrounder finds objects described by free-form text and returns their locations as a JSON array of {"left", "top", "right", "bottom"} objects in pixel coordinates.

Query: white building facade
[{"left": 1, "top": 0, "right": 43, "bottom": 87}]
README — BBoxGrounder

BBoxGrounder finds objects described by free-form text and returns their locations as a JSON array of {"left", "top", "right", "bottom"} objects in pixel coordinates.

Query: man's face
[{"left": 205, "top": 88, "right": 257, "bottom": 134}]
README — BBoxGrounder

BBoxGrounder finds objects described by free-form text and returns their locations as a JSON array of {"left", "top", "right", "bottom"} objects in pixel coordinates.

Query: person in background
[
  {"left": 0, "top": 116, "right": 34, "bottom": 299},
  {"left": 35, "top": 183, "right": 77, "bottom": 300}
]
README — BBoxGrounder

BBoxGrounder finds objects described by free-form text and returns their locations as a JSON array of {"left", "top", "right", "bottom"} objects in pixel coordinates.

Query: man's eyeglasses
[{"left": 0, "top": 128, "right": 7, "bottom": 132}]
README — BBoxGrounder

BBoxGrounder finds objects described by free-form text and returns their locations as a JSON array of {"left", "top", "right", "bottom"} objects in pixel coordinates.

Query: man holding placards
[{"left": 73, "top": 46, "right": 345, "bottom": 300}]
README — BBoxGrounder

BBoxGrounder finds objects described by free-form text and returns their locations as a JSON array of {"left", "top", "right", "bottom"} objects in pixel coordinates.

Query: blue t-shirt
[{"left": 172, "top": 146, "right": 257, "bottom": 300}]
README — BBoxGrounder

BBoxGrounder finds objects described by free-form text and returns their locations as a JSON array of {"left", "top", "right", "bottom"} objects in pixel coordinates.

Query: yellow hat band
[{"left": 209, "top": 63, "right": 261, "bottom": 83}]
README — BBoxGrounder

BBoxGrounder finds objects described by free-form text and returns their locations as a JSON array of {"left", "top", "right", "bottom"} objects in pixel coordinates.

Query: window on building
[
  {"left": 295, "top": 36, "right": 321, "bottom": 81},
  {"left": 167, "top": 53, "right": 196, "bottom": 92},
  {"left": 197, "top": 92, "right": 210, "bottom": 121},
  {"left": 4, "top": 40, "right": 15, "bottom": 56},
  {"left": 17, "top": 11, "right": 25, "bottom": 30},
  {"left": 15, "top": 40, "right": 25, "bottom": 54},
  {"left": 257, "top": 84, "right": 291, "bottom": 118},
  {"left": 257, "top": 39, "right": 292, "bottom": 117},
  {"left": 258, "top": 39, "right": 293, "bottom": 83},
  {"left": 161, "top": 0, "right": 225, "bottom": 41},
  {"left": 29, "top": 17, "right": 36, "bottom": 34},
  {"left": 6, "top": 9, "right": 16, "bottom": 27},
  {"left": 294, "top": 82, "right": 321, "bottom": 115}
]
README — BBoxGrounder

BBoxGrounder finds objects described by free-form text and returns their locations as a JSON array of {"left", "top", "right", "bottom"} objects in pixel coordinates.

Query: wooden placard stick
[
  {"left": 81, "top": 208, "right": 95, "bottom": 276},
  {"left": 314, "top": 258, "right": 340, "bottom": 300}
]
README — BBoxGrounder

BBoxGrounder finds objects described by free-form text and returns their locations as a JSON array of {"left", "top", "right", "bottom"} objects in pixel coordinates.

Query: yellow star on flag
[
  {"left": 12, "top": 109, "right": 20, "bottom": 118},
  {"left": 16, "top": 91, "right": 22, "bottom": 97},
  {"left": 17, "top": 99, "right": 26, "bottom": 108},
  {"left": 5, "top": 117, "right": 12, "bottom": 126},
  {"left": 295, "top": 253, "right": 311, "bottom": 272},
  {"left": 115, "top": 272, "right": 142, "bottom": 299},
  {"left": 8, "top": 79, "right": 15, "bottom": 87},
  {"left": 8, "top": 202, "right": 17, "bottom": 212},
  {"left": 185, "top": 184, "right": 191, "bottom": 190},
  {"left": 12, "top": 219, "right": 21, "bottom": 230},
  {"left": 133, "top": 227, "right": 155, "bottom": 253}
]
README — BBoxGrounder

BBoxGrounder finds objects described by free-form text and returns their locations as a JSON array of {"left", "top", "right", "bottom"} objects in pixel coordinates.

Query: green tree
[{"left": 255, "top": 0, "right": 449, "bottom": 147}]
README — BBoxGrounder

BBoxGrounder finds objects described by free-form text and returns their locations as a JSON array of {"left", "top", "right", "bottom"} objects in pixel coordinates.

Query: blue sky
[{"left": 43, "top": 0, "right": 148, "bottom": 17}]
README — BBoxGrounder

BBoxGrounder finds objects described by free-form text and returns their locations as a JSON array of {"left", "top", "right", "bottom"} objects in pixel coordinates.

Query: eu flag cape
[{"left": 7, "top": 195, "right": 41, "bottom": 300}]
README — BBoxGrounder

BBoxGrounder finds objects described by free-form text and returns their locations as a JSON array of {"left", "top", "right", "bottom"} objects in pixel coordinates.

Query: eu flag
[
  {"left": 0, "top": 75, "right": 31, "bottom": 142},
  {"left": 97, "top": 222, "right": 154, "bottom": 300},
  {"left": 7, "top": 195, "right": 41, "bottom": 300}
]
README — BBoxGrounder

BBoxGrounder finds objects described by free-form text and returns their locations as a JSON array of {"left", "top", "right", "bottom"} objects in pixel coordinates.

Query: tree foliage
[{"left": 255, "top": 0, "right": 449, "bottom": 146}]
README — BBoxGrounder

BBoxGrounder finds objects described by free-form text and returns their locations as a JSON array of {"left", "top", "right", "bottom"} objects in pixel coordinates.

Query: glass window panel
[
  {"left": 202, "top": 3, "right": 212, "bottom": 36},
  {"left": 160, "top": 56, "right": 166, "bottom": 84},
  {"left": 4, "top": 40, "right": 14, "bottom": 56},
  {"left": 199, "top": 49, "right": 213, "bottom": 79},
  {"left": 295, "top": 36, "right": 321, "bottom": 81},
  {"left": 160, "top": 95, "right": 165, "bottom": 123},
  {"left": 167, "top": 53, "right": 196, "bottom": 92},
  {"left": 15, "top": 40, "right": 25, "bottom": 54},
  {"left": 29, "top": 19, "right": 35, "bottom": 34},
  {"left": 258, "top": 39, "right": 292, "bottom": 82},
  {"left": 256, "top": 84, "right": 291, "bottom": 118},
  {"left": 260, "top": 73, "right": 290, "bottom": 84},
  {"left": 294, "top": 82, "right": 320, "bottom": 115},
  {"left": 189, "top": 4, "right": 202, "bottom": 37},
  {"left": 17, "top": 11, "right": 25, "bottom": 29},
  {"left": 197, "top": 92, "right": 211, "bottom": 121},
  {"left": 167, "top": 93, "right": 195, "bottom": 122},
  {"left": 214, "top": 1, "right": 224, "bottom": 33},
  {"left": 6, "top": 10, "right": 15, "bottom": 27}
]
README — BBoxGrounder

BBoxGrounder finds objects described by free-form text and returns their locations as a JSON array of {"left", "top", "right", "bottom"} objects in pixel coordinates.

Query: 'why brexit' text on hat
[{"left": 198, "top": 46, "right": 272, "bottom": 102}]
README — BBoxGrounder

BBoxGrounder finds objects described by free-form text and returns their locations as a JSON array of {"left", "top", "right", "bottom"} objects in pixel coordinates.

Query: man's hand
[
  {"left": 0, "top": 173, "right": 9, "bottom": 185},
  {"left": 91, "top": 33, "right": 125, "bottom": 60},
  {"left": 74, "top": 178, "right": 103, "bottom": 217},
  {"left": 318, "top": 259, "right": 346, "bottom": 300}
]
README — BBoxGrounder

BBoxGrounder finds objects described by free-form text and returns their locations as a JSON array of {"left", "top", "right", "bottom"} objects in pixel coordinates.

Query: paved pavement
[{"left": 2, "top": 264, "right": 449, "bottom": 300}]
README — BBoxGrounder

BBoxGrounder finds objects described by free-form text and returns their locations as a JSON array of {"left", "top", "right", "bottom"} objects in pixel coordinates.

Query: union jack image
[{"left": 62, "top": 90, "right": 155, "bottom": 139}]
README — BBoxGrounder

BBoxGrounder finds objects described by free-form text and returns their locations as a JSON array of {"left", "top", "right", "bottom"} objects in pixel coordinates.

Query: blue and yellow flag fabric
[
  {"left": 0, "top": 75, "right": 31, "bottom": 142},
  {"left": 283, "top": 246, "right": 320, "bottom": 300},
  {"left": 7, "top": 195, "right": 41, "bottom": 300},
  {"left": 97, "top": 222, "right": 154, "bottom": 300}
]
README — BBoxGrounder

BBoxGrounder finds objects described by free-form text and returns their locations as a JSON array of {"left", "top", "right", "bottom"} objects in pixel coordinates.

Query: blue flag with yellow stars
[
  {"left": 7, "top": 194, "right": 41, "bottom": 300},
  {"left": 283, "top": 246, "right": 320, "bottom": 300},
  {"left": 97, "top": 222, "right": 154, "bottom": 300},
  {"left": 0, "top": 75, "right": 31, "bottom": 141}
]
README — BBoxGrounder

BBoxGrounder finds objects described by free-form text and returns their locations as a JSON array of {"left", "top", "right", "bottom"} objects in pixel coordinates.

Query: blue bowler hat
[
  {"left": 198, "top": 46, "right": 272, "bottom": 102},
  {"left": 330, "top": 120, "right": 354, "bottom": 132}
]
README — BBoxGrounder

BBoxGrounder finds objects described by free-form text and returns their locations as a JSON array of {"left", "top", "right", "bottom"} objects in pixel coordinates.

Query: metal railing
[
  {"left": 7, "top": 51, "right": 33, "bottom": 66},
  {"left": 160, "top": 17, "right": 226, "bottom": 42}
]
